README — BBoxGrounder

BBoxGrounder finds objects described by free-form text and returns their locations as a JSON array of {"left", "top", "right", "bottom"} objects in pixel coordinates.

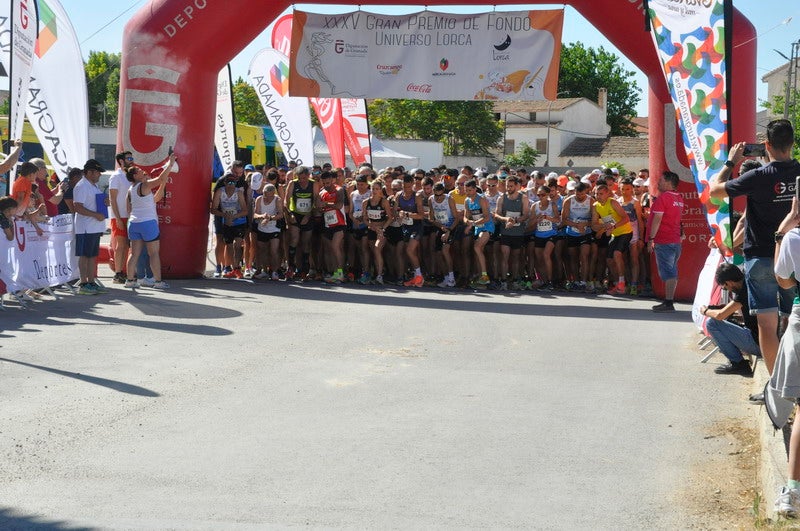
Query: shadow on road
[
  {"left": 0, "top": 358, "right": 160, "bottom": 397},
  {"left": 0, "top": 508, "right": 93, "bottom": 530}
]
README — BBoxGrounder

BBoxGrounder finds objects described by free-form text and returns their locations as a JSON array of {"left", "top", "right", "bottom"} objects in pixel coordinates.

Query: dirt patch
[{"left": 679, "top": 417, "right": 762, "bottom": 529}]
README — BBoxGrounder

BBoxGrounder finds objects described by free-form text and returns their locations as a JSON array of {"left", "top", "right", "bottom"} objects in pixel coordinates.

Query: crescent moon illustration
[{"left": 494, "top": 34, "right": 511, "bottom": 51}]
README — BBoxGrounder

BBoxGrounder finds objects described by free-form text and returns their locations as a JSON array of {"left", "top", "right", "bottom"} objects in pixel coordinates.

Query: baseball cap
[
  {"left": 591, "top": 169, "right": 602, "bottom": 176},
  {"left": 557, "top": 175, "right": 569, "bottom": 187},
  {"left": 83, "top": 159, "right": 105, "bottom": 172},
  {"left": 633, "top": 178, "right": 646, "bottom": 187},
  {"left": 244, "top": 164, "right": 255, "bottom": 171},
  {"left": 611, "top": 167, "right": 620, "bottom": 175},
  {"left": 566, "top": 180, "right": 577, "bottom": 191},
  {"left": 547, "top": 172, "right": 559, "bottom": 180}
]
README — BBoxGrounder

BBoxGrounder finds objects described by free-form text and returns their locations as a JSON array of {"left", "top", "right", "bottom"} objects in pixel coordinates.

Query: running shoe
[
  {"left": 358, "top": 272, "right": 371, "bottom": 285},
  {"left": 271, "top": 272, "right": 280, "bottom": 281},
  {"left": 564, "top": 281, "right": 573, "bottom": 291},
  {"left": 213, "top": 265, "right": 222, "bottom": 278},
  {"left": 89, "top": 282, "right": 108, "bottom": 294},
  {"left": 324, "top": 273, "right": 339, "bottom": 284},
  {"left": 139, "top": 277, "right": 156, "bottom": 288},
  {"left": 476, "top": 274, "right": 490, "bottom": 286},
  {"left": 124, "top": 279, "right": 139, "bottom": 289},
  {"left": 652, "top": 301, "right": 675, "bottom": 312},
  {"left": 607, "top": 282, "right": 626, "bottom": 295},
  {"left": 776, "top": 487, "right": 800, "bottom": 518},
  {"left": 404, "top": 274, "right": 424, "bottom": 287},
  {"left": 346, "top": 271, "right": 355, "bottom": 282},
  {"left": 243, "top": 268, "right": 254, "bottom": 279},
  {"left": 78, "top": 284, "right": 98, "bottom": 295},
  {"left": 232, "top": 268, "right": 244, "bottom": 279},
  {"left": 254, "top": 271, "right": 269, "bottom": 279},
  {"left": 628, "top": 284, "right": 638, "bottom": 296},
  {"left": 223, "top": 269, "right": 237, "bottom": 279},
  {"left": 284, "top": 269, "right": 295, "bottom": 280},
  {"left": 112, "top": 272, "right": 126, "bottom": 284},
  {"left": 374, "top": 275, "right": 384, "bottom": 285},
  {"left": 437, "top": 277, "right": 456, "bottom": 288},
  {"left": 152, "top": 281, "right": 169, "bottom": 289},
  {"left": 498, "top": 281, "right": 508, "bottom": 291}
]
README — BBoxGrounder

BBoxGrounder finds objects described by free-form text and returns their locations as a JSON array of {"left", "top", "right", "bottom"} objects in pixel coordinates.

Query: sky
[{"left": 64, "top": 0, "right": 800, "bottom": 117}]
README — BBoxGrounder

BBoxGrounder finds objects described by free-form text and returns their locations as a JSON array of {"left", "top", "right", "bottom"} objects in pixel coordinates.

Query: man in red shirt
[
  {"left": 30, "top": 158, "right": 67, "bottom": 217},
  {"left": 648, "top": 171, "right": 684, "bottom": 312}
]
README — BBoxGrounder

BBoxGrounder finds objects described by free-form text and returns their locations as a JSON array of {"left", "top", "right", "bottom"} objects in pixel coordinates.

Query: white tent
[{"left": 312, "top": 126, "right": 420, "bottom": 170}]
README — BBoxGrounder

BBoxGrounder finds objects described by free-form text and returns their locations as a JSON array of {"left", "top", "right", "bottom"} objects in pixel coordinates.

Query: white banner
[
  {"left": 289, "top": 9, "right": 563, "bottom": 100},
  {"left": 248, "top": 48, "right": 314, "bottom": 165},
  {"left": 26, "top": 0, "right": 88, "bottom": 183},
  {"left": 9, "top": 0, "right": 38, "bottom": 185},
  {"left": 340, "top": 98, "right": 371, "bottom": 166},
  {"left": 0, "top": 214, "right": 78, "bottom": 294},
  {"left": 214, "top": 64, "right": 236, "bottom": 174}
]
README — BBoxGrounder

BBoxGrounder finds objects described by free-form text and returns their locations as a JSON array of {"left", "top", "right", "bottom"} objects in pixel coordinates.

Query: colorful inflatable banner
[
  {"left": 341, "top": 98, "right": 371, "bottom": 167},
  {"left": 289, "top": 9, "right": 563, "bottom": 101},
  {"left": 9, "top": 0, "right": 38, "bottom": 184},
  {"left": 27, "top": 0, "right": 89, "bottom": 183},
  {"left": 0, "top": 214, "right": 78, "bottom": 294},
  {"left": 647, "top": 0, "right": 731, "bottom": 248},
  {"left": 249, "top": 48, "right": 314, "bottom": 166},
  {"left": 310, "top": 97, "right": 345, "bottom": 168},
  {"left": 214, "top": 64, "right": 237, "bottom": 174}
]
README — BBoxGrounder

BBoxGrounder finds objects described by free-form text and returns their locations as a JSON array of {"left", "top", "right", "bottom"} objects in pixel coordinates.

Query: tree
[
  {"left": 504, "top": 142, "right": 540, "bottom": 167},
  {"left": 368, "top": 99, "right": 503, "bottom": 156},
  {"left": 557, "top": 42, "right": 642, "bottom": 137},
  {"left": 85, "top": 50, "right": 121, "bottom": 126},
  {"left": 232, "top": 77, "right": 267, "bottom": 125},
  {"left": 763, "top": 89, "right": 800, "bottom": 159}
]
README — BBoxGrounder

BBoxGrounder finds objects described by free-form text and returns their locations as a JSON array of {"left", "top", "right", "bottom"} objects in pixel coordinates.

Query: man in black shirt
[
  {"left": 700, "top": 262, "right": 760, "bottom": 376},
  {"left": 709, "top": 119, "right": 800, "bottom": 376}
]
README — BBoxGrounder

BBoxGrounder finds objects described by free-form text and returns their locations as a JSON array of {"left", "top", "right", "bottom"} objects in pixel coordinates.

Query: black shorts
[
  {"left": 500, "top": 234, "right": 526, "bottom": 250},
  {"left": 213, "top": 215, "right": 223, "bottom": 234},
  {"left": 401, "top": 222, "right": 422, "bottom": 242},
  {"left": 256, "top": 231, "right": 281, "bottom": 242},
  {"left": 384, "top": 226, "right": 403, "bottom": 245},
  {"left": 608, "top": 232, "right": 633, "bottom": 255},
  {"left": 594, "top": 233, "right": 611, "bottom": 249},
  {"left": 352, "top": 226, "right": 368, "bottom": 240},
  {"left": 323, "top": 225, "right": 345, "bottom": 240},
  {"left": 291, "top": 213, "right": 314, "bottom": 232},
  {"left": 533, "top": 235, "right": 555, "bottom": 248},
  {"left": 423, "top": 223, "right": 436, "bottom": 237},
  {"left": 489, "top": 226, "right": 502, "bottom": 243},
  {"left": 367, "top": 229, "right": 381, "bottom": 241},
  {"left": 451, "top": 222, "right": 469, "bottom": 242},
  {"left": 567, "top": 234, "right": 593, "bottom": 248},
  {"left": 251, "top": 221, "right": 259, "bottom": 232},
  {"left": 434, "top": 229, "right": 455, "bottom": 251},
  {"left": 311, "top": 216, "right": 324, "bottom": 235},
  {"left": 222, "top": 224, "right": 247, "bottom": 244}
]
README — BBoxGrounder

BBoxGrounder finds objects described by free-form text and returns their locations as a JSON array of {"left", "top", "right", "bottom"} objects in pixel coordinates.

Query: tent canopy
[{"left": 312, "top": 126, "right": 420, "bottom": 170}]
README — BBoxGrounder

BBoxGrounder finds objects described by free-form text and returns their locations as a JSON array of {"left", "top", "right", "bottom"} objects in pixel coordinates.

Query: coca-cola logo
[
  {"left": 311, "top": 98, "right": 338, "bottom": 129},
  {"left": 406, "top": 83, "right": 432, "bottom": 94}
]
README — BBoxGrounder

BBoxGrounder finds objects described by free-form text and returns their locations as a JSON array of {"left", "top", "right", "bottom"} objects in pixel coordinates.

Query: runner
[
  {"left": 253, "top": 183, "right": 283, "bottom": 280},
  {"left": 464, "top": 179, "right": 495, "bottom": 286},
  {"left": 284, "top": 165, "right": 317, "bottom": 279},
  {"left": 618, "top": 177, "right": 645, "bottom": 295},
  {"left": 363, "top": 179, "right": 394, "bottom": 285},
  {"left": 396, "top": 174, "right": 426, "bottom": 287},
  {"left": 592, "top": 183, "right": 633, "bottom": 295},
  {"left": 561, "top": 181, "right": 594, "bottom": 292},
  {"left": 429, "top": 182, "right": 459, "bottom": 288},
  {"left": 495, "top": 175, "right": 530, "bottom": 291},
  {"left": 210, "top": 172, "right": 248, "bottom": 279},
  {"left": 318, "top": 171, "right": 347, "bottom": 283},
  {"left": 529, "top": 186, "right": 560, "bottom": 291},
  {"left": 349, "top": 174, "right": 372, "bottom": 284}
]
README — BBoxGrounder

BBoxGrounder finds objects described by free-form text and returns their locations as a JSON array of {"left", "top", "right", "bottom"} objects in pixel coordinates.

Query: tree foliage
[
  {"left": 85, "top": 50, "right": 121, "bottom": 126},
  {"left": 763, "top": 89, "right": 800, "bottom": 159},
  {"left": 504, "top": 142, "right": 540, "bottom": 167},
  {"left": 368, "top": 99, "right": 503, "bottom": 156},
  {"left": 233, "top": 77, "right": 268, "bottom": 125},
  {"left": 557, "top": 42, "right": 642, "bottom": 137}
]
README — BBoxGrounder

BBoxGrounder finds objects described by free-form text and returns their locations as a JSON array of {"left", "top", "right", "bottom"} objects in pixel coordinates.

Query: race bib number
[
  {"left": 435, "top": 210, "right": 450, "bottom": 224},
  {"left": 367, "top": 209, "right": 382, "bottom": 220},
  {"left": 296, "top": 197, "right": 312, "bottom": 213},
  {"left": 223, "top": 208, "right": 237, "bottom": 216},
  {"left": 402, "top": 215, "right": 415, "bottom": 226},
  {"left": 455, "top": 203, "right": 465, "bottom": 212},
  {"left": 324, "top": 210, "right": 338, "bottom": 227},
  {"left": 537, "top": 219, "right": 553, "bottom": 232},
  {"left": 602, "top": 215, "right": 615, "bottom": 225},
  {"left": 471, "top": 213, "right": 483, "bottom": 222},
  {"left": 260, "top": 219, "right": 277, "bottom": 231},
  {"left": 506, "top": 211, "right": 520, "bottom": 222}
]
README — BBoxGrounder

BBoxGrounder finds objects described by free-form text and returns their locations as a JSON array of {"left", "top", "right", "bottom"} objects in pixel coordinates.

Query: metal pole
[{"left": 546, "top": 101, "right": 553, "bottom": 167}]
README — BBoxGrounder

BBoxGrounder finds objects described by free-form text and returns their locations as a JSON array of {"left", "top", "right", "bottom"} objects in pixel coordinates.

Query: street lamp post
[
  {"left": 775, "top": 41, "right": 800, "bottom": 120},
  {"left": 545, "top": 91, "right": 569, "bottom": 167}
]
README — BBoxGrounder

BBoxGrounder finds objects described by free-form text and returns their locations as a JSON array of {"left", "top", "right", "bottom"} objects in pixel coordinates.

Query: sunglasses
[
  {"left": 225, "top": 180, "right": 237, "bottom": 184},
  {"left": 125, "top": 157, "right": 134, "bottom": 161},
  {"left": 488, "top": 184, "right": 498, "bottom": 187},
  {"left": 537, "top": 193, "right": 547, "bottom": 197}
]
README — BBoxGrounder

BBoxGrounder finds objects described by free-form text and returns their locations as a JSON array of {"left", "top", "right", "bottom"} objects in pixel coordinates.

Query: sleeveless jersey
[
  {"left": 533, "top": 200, "right": 558, "bottom": 238},
  {"left": 465, "top": 194, "right": 495, "bottom": 232},
  {"left": 565, "top": 195, "right": 592, "bottom": 236},
  {"left": 397, "top": 191, "right": 419, "bottom": 227},
  {"left": 430, "top": 195, "right": 454, "bottom": 227},
  {"left": 594, "top": 198, "right": 632, "bottom": 236},
  {"left": 365, "top": 197, "right": 388, "bottom": 223},
  {"left": 220, "top": 187, "right": 247, "bottom": 226},
  {"left": 499, "top": 193, "right": 525, "bottom": 236},
  {"left": 256, "top": 195, "right": 281, "bottom": 233},
  {"left": 289, "top": 179, "right": 314, "bottom": 214},
  {"left": 320, "top": 186, "right": 346, "bottom": 227},
  {"left": 351, "top": 189, "right": 371, "bottom": 227}
]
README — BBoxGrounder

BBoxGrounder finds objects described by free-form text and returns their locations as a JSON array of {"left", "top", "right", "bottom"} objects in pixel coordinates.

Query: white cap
[
  {"left": 547, "top": 172, "right": 559, "bottom": 180},
  {"left": 526, "top": 179, "right": 537, "bottom": 190},
  {"left": 592, "top": 169, "right": 602, "bottom": 175},
  {"left": 581, "top": 175, "right": 591, "bottom": 184},
  {"left": 633, "top": 178, "right": 646, "bottom": 187},
  {"left": 566, "top": 180, "right": 577, "bottom": 191},
  {"left": 611, "top": 167, "right": 620, "bottom": 175},
  {"left": 643, "top": 178, "right": 650, "bottom": 187}
]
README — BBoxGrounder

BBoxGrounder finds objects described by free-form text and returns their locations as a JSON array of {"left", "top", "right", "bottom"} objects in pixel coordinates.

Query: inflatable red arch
[{"left": 119, "top": 0, "right": 756, "bottom": 298}]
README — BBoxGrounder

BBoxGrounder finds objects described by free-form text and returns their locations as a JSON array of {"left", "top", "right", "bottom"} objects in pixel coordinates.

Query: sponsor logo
[
  {"left": 439, "top": 58, "right": 449, "bottom": 71},
  {"left": 492, "top": 34, "right": 511, "bottom": 61},
  {"left": 270, "top": 61, "right": 289, "bottom": 97},
  {"left": 774, "top": 180, "right": 797, "bottom": 196},
  {"left": 35, "top": 0, "right": 57, "bottom": 58},
  {"left": 333, "top": 39, "right": 367, "bottom": 57},
  {"left": 376, "top": 64, "right": 402, "bottom": 75},
  {"left": 406, "top": 83, "right": 432, "bottom": 94},
  {"left": 335, "top": 39, "right": 344, "bottom": 54},
  {"left": 494, "top": 34, "right": 511, "bottom": 51}
]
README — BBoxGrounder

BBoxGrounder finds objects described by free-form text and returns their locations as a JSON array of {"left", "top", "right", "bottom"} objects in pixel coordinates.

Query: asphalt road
[{"left": 0, "top": 278, "right": 751, "bottom": 529}]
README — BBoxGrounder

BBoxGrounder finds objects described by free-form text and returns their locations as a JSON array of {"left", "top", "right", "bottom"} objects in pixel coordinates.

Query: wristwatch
[
  {"left": 724, "top": 160, "right": 735, "bottom": 168},
  {"left": 775, "top": 231, "right": 785, "bottom": 243}
]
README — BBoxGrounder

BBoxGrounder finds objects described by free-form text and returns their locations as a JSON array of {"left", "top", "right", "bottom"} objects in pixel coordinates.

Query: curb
[{"left": 755, "top": 361, "right": 790, "bottom": 521}]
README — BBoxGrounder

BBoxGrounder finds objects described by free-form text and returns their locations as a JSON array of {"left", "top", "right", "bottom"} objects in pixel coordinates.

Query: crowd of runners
[{"left": 209, "top": 160, "right": 659, "bottom": 295}]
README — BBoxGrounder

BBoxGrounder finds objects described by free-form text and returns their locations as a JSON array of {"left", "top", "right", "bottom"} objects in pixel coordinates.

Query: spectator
[
  {"left": 0, "top": 196, "right": 18, "bottom": 240},
  {"left": 108, "top": 151, "right": 135, "bottom": 283},
  {"left": 770, "top": 197, "right": 800, "bottom": 517},
  {"left": 700, "top": 262, "right": 758, "bottom": 376},
  {"left": 29, "top": 158, "right": 65, "bottom": 217},
  {"left": 709, "top": 120, "right": 800, "bottom": 378},
  {"left": 648, "top": 171, "right": 684, "bottom": 312},
  {"left": 59, "top": 168, "right": 83, "bottom": 215},
  {"left": 73, "top": 159, "right": 109, "bottom": 295}
]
